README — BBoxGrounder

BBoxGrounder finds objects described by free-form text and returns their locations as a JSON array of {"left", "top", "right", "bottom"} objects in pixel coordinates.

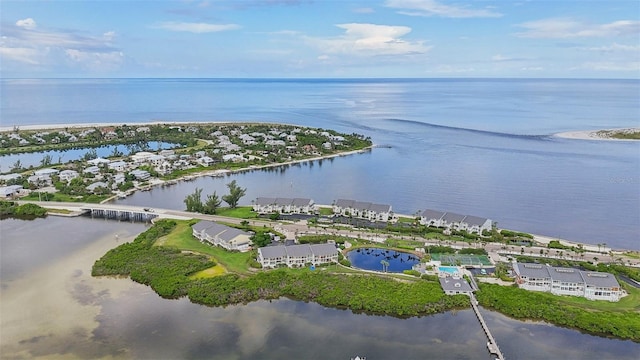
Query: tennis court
[{"left": 431, "top": 253, "right": 492, "bottom": 266}]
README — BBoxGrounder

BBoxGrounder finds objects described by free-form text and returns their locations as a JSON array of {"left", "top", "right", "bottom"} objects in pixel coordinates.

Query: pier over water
[{"left": 470, "top": 293, "right": 505, "bottom": 360}]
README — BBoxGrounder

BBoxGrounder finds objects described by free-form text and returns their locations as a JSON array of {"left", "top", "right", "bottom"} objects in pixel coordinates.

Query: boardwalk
[{"left": 469, "top": 293, "right": 505, "bottom": 360}]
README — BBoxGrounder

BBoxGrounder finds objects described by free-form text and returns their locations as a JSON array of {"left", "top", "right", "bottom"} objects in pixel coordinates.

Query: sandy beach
[
  {"left": 0, "top": 229, "right": 140, "bottom": 359},
  {"left": 554, "top": 128, "right": 640, "bottom": 141}
]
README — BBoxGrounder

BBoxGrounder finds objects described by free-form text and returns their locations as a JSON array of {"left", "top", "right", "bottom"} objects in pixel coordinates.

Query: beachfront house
[
  {"left": 441, "top": 212, "right": 466, "bottom": 230},
  {"left": 253, "top": 197, "right": 316, "bottom": 215},
  {"left": 460, "top": 215, "right": 493, "bottom": 234},
  {"left": 129, "top": 169, "right": 150, "bottom": 181},
  {"left": 192, "top": 220, "right": 253, "bottom": 252},
  {"left": 419, "top": 209, "right": 446, "bottom": 227},
  {"left": 333, "top": 199, "right": 396, "bottom": 222},
  {"left": 419, "top": 209, "right": 493, "bottom": 234},
  {"left": 513, "top": 262, "right": 622, "bottom": 301},
  {"left": 257, "top": 243, "right": 339, "bottom": 268}
]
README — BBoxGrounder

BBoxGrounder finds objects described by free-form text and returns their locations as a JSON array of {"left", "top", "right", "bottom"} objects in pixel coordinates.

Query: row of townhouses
[
  {"left": 333, "top": 199, "right": 396, "bottom": 222},
  {"left": 513, "top": 262, "right": 622, "bottom": 302},
  {"left": 257, "top": 243, "right": 339, "bottom": 268},
  {"left": 253, "top": 197, "right": 316, "bottom": 214},
  {"left": 419, "top": 209, "right": 493, "bottom": 234},
  {"left": 191, "top": 220, "right": 253, "bottom": 252}
]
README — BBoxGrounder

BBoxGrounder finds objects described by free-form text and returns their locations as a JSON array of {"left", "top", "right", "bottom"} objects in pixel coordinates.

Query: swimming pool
[{"left": 438, "top": 266, "right": 461, "bottom": 276}]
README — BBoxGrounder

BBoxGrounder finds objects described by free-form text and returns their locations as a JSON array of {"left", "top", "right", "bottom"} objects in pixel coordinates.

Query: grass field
[
  {"left": 155, "top": 220, "right": 253, "bottom": 274},
  {"left": 555, "top": 282, "right": 640, "bottom": 312},
  {"left": 215, "top": 206, "right": 257, "bottom": 219}
]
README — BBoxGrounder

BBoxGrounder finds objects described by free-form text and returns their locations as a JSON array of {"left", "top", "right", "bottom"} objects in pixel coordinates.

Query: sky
[{"left": 1, "top": 0, "right": 639, "bottom": 78}]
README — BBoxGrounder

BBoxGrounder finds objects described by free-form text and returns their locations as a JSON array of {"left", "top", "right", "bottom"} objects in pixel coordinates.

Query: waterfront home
[
  {"left": 34, "top": 168, "right": 59, "bottom": 177},
  {"left": 86, "top": 181, "right": 109, "bottom": 193},
  {"left": 0, "top": 173, "right": 22, "bottom": 184},
  {"left": 439, "top": 277, "right": 474, "bottom": 296},
  {"left": 460, "top": 215, "right": 493, "bottom": 234},
  {"left": 129, "top": 169, "right": 150, "bottom": 181},
  {"left": 108, "top": 160, "right": 128, "bottom": 172},
  {"left": 87, "top": 157, "right": 110, "bottom": 166},
  {"left": 333, "top": 199, "right": 396, "bottom": 222},
  {"left": 582, "top": 272, "right": 622, "bottom": 302},
  {"left": 419, "top": 210, "right": 493, "bottom": 234},
  {"left": 197, "top": 156, "right": 216, "bottom": 166},
  {"left": 83, "top": 166, "right": 100, "bottom": 175},
  {"left": 27, "top": 174, "right": 52, "bottom": 187},
  {"left": 257, "top": 243, "right": 339, "bottom": 268},
  {"left": 130, "top": 152, "right": 155, "bottom": 164},
  {"left": 191, "top": 220, "right": 253, "bottom": 252},
  {"left": 253, "top": 197, "right": 316, "bottom": 214},
  {"left": 58, "top": 169, "right": 79, "bottom": 183},
  {"left": 0, "top": 185, "right": 25, "bottom": 198},
  {"left": 513, "top": 262, "right": 622, "bottom": 301}
]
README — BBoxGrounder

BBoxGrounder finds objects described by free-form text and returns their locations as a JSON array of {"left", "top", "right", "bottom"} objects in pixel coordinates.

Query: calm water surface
[
  {"left": 1, "top": 217, "right": 639, "bottom": 359},
  {"left": 2, "top": 78, "right": 639, "bottom": 249}
]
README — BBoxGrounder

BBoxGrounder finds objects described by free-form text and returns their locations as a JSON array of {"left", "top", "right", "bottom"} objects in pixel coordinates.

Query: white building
[
  {"left": 257, "top": 243, "right": 339, "bottom": 268},
  {"left": 58, "top": 169, "right": 79, "bottom": 183},
  {"left": 333, "top": 199, "right": 396, "bottom": 222},
  {"left": 0, "top": 185, "right": 25, "bottom": 198},
  {"left": 192, "top": 220, "right": 253, "bottom": 252},
  {"left": 513, "top": 262, "right": 622, "bottom": 302},
  {"left": 108, "top": 161, "right": 128, "bottom": 172},
  {"left": 253, "top": 197, "right": 316, "bottom": 214}
]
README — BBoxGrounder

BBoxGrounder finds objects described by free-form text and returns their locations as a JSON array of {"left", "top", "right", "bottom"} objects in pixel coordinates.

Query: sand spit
[
  {"left": 554, "top": 128, "right": 639, "bottom": 141},
  {"left": 0, "top": 230, "right": 139, "bottom": 359}
]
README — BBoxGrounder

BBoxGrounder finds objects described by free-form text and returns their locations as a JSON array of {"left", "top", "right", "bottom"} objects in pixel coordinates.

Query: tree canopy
[{"left": 222, "top": 180, "right": 246, "bottom": 209}]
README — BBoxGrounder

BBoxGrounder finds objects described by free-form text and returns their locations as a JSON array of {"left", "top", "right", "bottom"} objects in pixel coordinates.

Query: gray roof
[
  {"left": 352, "top": 201, "right": 372, "bottom": 211},
  {"left": 335, "top": 199, "right": 354, "bottom": 208},
  {"left": 310, "top": 243, "right": 338, "bottom": 257},
  {"left": 259, "top": 246, "right": 287, "bottom": 259},
  {"left": 442, "top": 212, "right": 466, "bottom": 223},
  {"left": 439, "top": 277, "right": 474, "bottom": 292},
  {"left": 549, "top": 267, "right": 583, "bottom": 283},
  {"left": 217, "top": 227, "right": 250, "bottom": 243},
  {"left": 255, "top": 197, "right": 276, "bottom": 206},
  {"left": 275, "top": 197, "right": 292, "bottom": 206},
  {"left": 369, "top": 203, "right": 391, "bottom": 213},
  {"left": 192, "top": 220, "right": 216, "bottom": 233},
  {"left": 513, "top": 263, "right": 550, "bottom": 279},
  {"left": 580, "top": 271, "right": 620, "bottom": 288},
  {"left": 285, "top": 244, "right": 312, "bottom": 257},
  {"left": 422, "top": 209, "right": 446, "bottom": 220},
  {"left": 291, "top": 198, "right": 312, "bottom": 207},
  {"left": 463, "top": 215, "right": 490, "bottom": 227}
]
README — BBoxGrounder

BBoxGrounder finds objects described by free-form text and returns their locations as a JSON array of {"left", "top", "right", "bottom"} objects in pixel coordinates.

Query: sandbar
[{"left": 554, "top": 128, "right": 639, "bottom": 141}]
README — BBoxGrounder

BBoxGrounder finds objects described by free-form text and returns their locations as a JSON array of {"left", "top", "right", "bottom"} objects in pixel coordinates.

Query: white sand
[
  {"left": 0, "top": 230, "right": 139, "bottom": 359},
  {"left": 554, "top": 128, "right": 639, "bottom": 141},
  {"left": 0, "top": 121, "right": 217, "bottom": 133}
]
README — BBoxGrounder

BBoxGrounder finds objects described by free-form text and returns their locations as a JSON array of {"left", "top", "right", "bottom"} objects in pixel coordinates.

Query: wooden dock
[{"left": 469, "top": 293, "right": 505, "bottom": 360}]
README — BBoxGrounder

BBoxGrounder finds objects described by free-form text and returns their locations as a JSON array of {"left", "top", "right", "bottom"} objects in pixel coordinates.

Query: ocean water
[{"left": 1, "top": 78, "right": 639, "bottom": 249}]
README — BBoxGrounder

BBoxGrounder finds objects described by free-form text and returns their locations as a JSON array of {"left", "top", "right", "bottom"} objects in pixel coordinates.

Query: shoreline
[
  {"left": 554, "top": 128, "right": 640, "bottom": 141},
  {"left": 0, "top": 120, "right": 222, "bottom": 133}
]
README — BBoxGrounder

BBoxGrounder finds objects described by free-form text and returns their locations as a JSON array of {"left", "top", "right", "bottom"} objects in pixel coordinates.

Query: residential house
[
  {"left": 257, "top": 243, "right": 339, "bottom": 268},
  {"left": 108, "top": 161, "right": 128, "bottom": 172},
  {"left": 192, "top": 220, "right": 253, "bottom": 252},
  {"left": 129, "top": 169, "right": 150, "bottom": 181},
  {"left": 513, "top": 262, "right": 622, "bottom": 302},
  {"left": 439, "top": 277, "right": 474, "bottom": 296},
  {"left": 333, "top": 199, "right": 396, "bottom": 222},
  {"left": 460, "top": 215, "right": 493, "bottom": 234},
  {"left": 130, "top": 152, "right": 154, "bottom": 164},
  {"left": 58, "top": 169, "right": 79, "bottom": 183},
  {"left": 0, "top": 173, "right": 22, "bottom": 184},
  {"left": 253, "top": 197, "right": 316, "bottom": 214},
  {"left": 88, "top": 157, "right": 111, "bottom": 166},
  {"left": 34, "top": 168, "right": 59, "bottom": 177},
  {"left": 253, "top": 197, "right": 277, "bottom": 213},
  {"left": 0, "top": 185, "right": 25, "bottom": 198},
  {"left": 197, "top": 156, "right": 216, "bottom": 167},
  {"left": 86, "top": 181, "right": 109, "bottom": 193},
  {"left": 441, "top": 212, "right": 466, "bottom": 230},
  {"left": 83, "top": 166, "right": 100, "bottom": 175},
  {"left": 419, "top": 209, "right": 446, "bottom": 227}
]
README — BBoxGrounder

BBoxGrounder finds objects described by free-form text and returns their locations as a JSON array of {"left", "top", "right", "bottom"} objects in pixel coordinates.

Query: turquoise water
[{"left": 438, "top": 266, "right": 461, "bottom": 275}]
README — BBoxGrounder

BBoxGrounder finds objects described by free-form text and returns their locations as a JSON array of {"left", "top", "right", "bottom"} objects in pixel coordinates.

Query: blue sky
[{"left": 1, "top": 0, "right": 639, "bottom": 78}]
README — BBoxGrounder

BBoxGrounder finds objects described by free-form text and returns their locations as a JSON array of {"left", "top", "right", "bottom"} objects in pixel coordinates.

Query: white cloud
[
  {"left": 428, "top": 64, "right": 476, "bottom": 73},
  {"left": 492, "top": 54, "right": 510, "bottom": 61},
  {"left": 1, "top": 19, "right": 124, "bottom": 72},
  {"left": 154, "top": 21, "right": 240, "bottom": 33},
  {"left": 576, "top": 61, "right": 640, "bottom": 72},
  {"left": 581, "top": 43, "right": 640, "bottom": 52},
  {"left": 16, "top": 18, "right": 37, "bottom": 30},
  {"left": 386, "top": 0, "right": 502, "bottom": 18},
  {"left": 515, "top": 18, "right": 640, "bottom": 38},
  {"left": 307, "top": 23, "right": 431, "bottom": 56}
]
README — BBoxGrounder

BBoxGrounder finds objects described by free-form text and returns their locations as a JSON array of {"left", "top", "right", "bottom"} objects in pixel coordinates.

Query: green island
[
  {"left": 596, "top": 128, "right": 640, "bottom": 140},
  {"left": 92, "top": 219, "right": 640, "bottom": 342}
]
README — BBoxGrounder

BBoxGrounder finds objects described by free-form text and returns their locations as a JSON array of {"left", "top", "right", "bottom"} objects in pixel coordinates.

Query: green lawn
[
  {"left": 555, "top": 282, "right": 640, "bottom": 312},
  {"left": 318, "top": 207, "right": 334, "bottom": 216},
  {"left": 215, "top": 206, "right": 258, "bottom": 219},
  {"left": 155, "top": 220, "right": 253, "bottom": 274}
]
